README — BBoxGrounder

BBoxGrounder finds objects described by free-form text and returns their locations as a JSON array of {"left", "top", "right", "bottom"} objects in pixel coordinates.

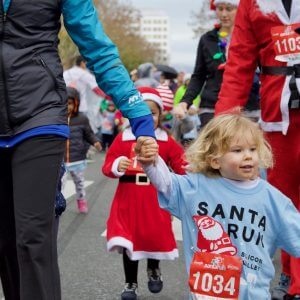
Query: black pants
[
  {"left": 101, "top": 133, "right": 114, "bottom": 151},
  {"left": 0, "top": 135, "right": 65, "bottom": 300},
  {"left": 123, "top": 249, "right": 160, "bottom": 284}
]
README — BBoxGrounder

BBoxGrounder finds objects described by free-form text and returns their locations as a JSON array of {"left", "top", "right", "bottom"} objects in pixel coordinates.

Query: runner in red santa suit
[{"left": 215, "top": 0, "right": 300, "bottom": 299}]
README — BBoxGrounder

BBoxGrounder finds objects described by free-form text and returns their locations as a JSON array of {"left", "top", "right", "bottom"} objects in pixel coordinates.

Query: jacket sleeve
[
  {"left": 82, "top": 115, "right": 98, "bottom": 145},
  {"left": 62, "top": 0, "right": 154, "bottom": 138},
  {"left": 181, "top": 36, "right": 207, "bottom": 108},
  {"left": 215, "top": 0, "right": 259, "bottom": 114},
  {"left": 166, "top": 137, "right": 187, "bottom": 175}
]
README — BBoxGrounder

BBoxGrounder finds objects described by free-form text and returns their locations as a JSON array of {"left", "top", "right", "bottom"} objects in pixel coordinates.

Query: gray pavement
[
  {"left": 1, "top": 152, "right": 281, "bottom": 299},
  {"left": 58, "top": 153, "right": 189, "bottom": 300}
]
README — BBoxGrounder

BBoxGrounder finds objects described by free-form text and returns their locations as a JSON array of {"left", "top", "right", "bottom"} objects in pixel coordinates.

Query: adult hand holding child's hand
[{"left": 135, "top": 136, "right": 158, "bottom": 165}]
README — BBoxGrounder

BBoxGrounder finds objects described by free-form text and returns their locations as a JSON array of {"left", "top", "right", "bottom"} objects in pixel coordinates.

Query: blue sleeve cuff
[{"left": 129, "top": 115, "right": 155, "bottom": 138}]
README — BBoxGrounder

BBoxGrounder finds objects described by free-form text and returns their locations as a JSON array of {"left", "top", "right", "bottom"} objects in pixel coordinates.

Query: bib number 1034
[
  {"left": 192, "top": 272, "right": 236, "bottom": 296},
  {"left": 189, "top": 252, "right": 242, "bottom": 299}
]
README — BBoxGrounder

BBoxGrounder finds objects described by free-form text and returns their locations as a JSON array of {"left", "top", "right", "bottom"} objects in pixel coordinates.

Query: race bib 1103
[{"left": 271, "top": 23, "right": 300, "bottom": 62}]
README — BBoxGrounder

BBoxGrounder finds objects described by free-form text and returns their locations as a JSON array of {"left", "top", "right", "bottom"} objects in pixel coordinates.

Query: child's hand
[
  {"left": 94, "top": 142, "right": 102, "bottom": 152},
  {"left": 118, "top": 158, "right": 131, "bottom": 172}
]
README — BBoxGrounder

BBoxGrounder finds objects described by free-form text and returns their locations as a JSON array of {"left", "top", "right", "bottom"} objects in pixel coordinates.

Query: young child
[
  {"left": 65, "top": 87, "right": 102, "bottom": 213},
  {"left": 140, "top": 114, "right": 300, "bottom": 299},
  {"left": 100, "top": 101, "right": 117, "bottom": 151},
  {"left": 102, "top": 87, "right": 186, "bottom": 300}
]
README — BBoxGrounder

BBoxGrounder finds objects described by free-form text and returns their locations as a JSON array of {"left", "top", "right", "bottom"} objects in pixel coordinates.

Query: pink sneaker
[{"left": 77, "top": 199, "right": 88, "bottom": 213}]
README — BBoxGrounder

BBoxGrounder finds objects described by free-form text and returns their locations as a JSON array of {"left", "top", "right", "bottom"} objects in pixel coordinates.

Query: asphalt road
[{"left": 1, "top": 152, "right": 281, "bottom": 300}]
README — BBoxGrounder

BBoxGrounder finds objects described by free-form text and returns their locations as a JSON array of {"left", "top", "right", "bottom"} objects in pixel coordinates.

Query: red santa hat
[
  {"left": 193, "top": 215, "right": 237, "bottom": 256},
  {"left": 211, "top": 0, "right": 239, "bottom": 9},
  {"left": 137, "top": 86, "right": 163, "bottom": 111}
]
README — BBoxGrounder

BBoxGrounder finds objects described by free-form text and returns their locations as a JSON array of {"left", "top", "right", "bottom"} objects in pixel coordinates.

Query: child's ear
[{"left": 210, "top": 157, "right": 221, "bottom": 170}]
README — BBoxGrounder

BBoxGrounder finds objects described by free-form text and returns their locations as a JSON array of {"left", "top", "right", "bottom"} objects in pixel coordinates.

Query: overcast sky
[{"left": 130, "top": 0, "right": 202, "bottom": 72}]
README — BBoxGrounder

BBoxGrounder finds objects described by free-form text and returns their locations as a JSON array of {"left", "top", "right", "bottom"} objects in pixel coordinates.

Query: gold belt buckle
[{"left": 135, "top": 173, "right": 150, "bottom": 186}]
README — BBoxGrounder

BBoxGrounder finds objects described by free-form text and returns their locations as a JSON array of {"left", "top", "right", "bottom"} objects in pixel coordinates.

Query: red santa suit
[
  {"left": 215, "top": 0, "right": 300, "bottom": 295},
  {"left": 102, "top": 127, "right": 186, "bottom": 261}
]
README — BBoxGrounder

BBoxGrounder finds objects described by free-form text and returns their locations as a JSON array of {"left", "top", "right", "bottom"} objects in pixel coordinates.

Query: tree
[
  {"left": 58, "top": 0, "right": 158, "bottom": 71},
  {"left": 189, "top": 1, "right": 216, "bottom": 37}
]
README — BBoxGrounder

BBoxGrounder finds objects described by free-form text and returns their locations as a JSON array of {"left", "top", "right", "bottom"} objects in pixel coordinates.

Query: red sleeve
[
  {"left": 215, "top": 0, "right": 259, "bottom": 115},
  {"left": 93, "top": 87, "right": 112, "bottom": 100},
  {"left": 166, "top": 136, "right": 187, "bottom": 175},
  {"left": 101, "top": 133, "right": 125, "bottom": 178}
]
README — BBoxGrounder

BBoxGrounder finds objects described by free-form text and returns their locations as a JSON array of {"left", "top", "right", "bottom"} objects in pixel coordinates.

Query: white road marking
[
  {"left": 62, "top": 180, "right": 94, "bottom": 199},
  {"left": 101, "top": 217, "right": 183, "bottom": 241}
]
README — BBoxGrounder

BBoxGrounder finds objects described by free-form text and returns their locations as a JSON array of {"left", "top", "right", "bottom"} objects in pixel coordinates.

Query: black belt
[
  {"left": 261, "top": 65, "right": 300, "bottom": 77},
  {"left": 261, "top": 65, "right": 300, "bottom": 109},
  {"left": 119, "top": 174, "right": 151, "bottom": 185}
]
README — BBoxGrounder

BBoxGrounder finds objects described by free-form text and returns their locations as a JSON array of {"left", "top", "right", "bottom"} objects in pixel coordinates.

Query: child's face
[
  {"left": 107, "top": 104, "right": 115, "bottom": 112},
  {"left": 210, "top": 132, "right": 259, "bottom": 181},
  {"left": 67, "top": 98, "right": 75, "bottom": 115},
  {"left": 146, "top": 100, "right": 160, "bottom": 129}
]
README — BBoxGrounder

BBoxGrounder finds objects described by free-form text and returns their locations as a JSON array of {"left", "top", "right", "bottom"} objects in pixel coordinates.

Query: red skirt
[{"left": 106, "top": 181, "right": 178, "bottom": 261}]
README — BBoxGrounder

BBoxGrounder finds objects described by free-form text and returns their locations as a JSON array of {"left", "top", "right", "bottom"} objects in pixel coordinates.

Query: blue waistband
[{"left": 0, "top": 125, "right": 69, "bottom": 148}]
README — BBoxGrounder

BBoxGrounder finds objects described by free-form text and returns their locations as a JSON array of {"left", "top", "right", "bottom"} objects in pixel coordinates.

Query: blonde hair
[{"left": 186, "top": 114, "right": 273, "bottom": 176}]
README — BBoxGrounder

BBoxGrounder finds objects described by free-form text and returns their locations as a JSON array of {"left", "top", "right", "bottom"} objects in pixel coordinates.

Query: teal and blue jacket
[{"left": 0, "top": 0, "right": 154, "bottom": 148}]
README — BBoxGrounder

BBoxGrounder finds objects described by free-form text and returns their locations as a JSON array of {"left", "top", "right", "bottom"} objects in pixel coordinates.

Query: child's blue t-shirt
[{"left": 158, "top": 173, "right": 300, "bottom": 299}]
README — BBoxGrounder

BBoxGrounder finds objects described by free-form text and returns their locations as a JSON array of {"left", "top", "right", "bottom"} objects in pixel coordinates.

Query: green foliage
[{"left": 58, "top": 0, "right": 158, "bottom": 71}]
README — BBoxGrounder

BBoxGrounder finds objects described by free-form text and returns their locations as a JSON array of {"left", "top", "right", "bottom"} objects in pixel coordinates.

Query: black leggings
[
  {"left": 0, "top": 135, "right": 65, "bottom": 300},
  {"left": 123, "top": 249, "right": 160, "bottom": 284}
]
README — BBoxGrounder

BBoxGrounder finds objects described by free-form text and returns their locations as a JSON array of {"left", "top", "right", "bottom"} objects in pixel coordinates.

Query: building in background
[{"left": 139, "top": 10, "right": 170, "bottom": 64}]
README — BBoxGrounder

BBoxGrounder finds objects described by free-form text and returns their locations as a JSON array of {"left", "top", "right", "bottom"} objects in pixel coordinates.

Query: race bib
[
  {"left": 126, "top": 143, "right": 144, "bottom": 173},
  {"left": 271, "top": 23, "right": 300, "bottom": 62},
  {"left": 189, "top": 252, "right": 242, "bottom": 300}
]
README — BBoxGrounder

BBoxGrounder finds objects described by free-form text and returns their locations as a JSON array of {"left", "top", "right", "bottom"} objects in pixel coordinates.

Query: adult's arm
[
  {"left": 180, "top": 36, "right": 207, "bottom": 108},
  {"left": 62, "top": 0, "right": 154, "bottom": 138},
  {"left": 215, "top": 0, "right": 259, "bottom": 114}
]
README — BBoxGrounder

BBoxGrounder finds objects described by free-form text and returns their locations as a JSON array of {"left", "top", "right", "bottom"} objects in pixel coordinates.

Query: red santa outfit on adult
[
  {"left": 215, "top": 0, "right": 300, "bottom": 296},
  {"left": 102, "top": 90, "right": 186, "bottom": 261}
]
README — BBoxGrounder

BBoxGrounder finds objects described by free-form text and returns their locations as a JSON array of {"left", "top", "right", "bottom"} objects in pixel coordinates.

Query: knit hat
[
  {"left": 211, "top": 0, "right": 239, "bottom": 9},
  {"left": 138, "top": 86, "right": 163, "bottom": 111}
]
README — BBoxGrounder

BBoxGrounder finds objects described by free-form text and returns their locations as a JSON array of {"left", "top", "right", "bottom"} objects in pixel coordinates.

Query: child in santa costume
[
  {"left": 140, "top": 114, "right": 300, "bottom": 300},
  {"left": 213, "top": 0, "right": 300, "bottom": 299},
  {"left": 102, "top": 87, "right": 186, "bottom": 300}
]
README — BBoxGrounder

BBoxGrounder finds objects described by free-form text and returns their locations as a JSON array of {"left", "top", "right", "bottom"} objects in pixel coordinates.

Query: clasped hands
[{"left": 134, "top": 136, "right": 159, "bottom": 165}]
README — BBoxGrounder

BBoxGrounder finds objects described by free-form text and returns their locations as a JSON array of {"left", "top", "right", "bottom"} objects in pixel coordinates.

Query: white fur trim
[
  {"left": 256, "top": 0, "right": 300, "bottom": 25},
  {"left": 259, "top": 120, "right": 288, "bottom": 135},
  {"left": 214, "top": 0, "right": 239, "bottom": 6},
  {"left": 111, "top": 156, "right": 127, "bottom": 177},
  {"left": 122, "top": 127, "right": 168, "bottom": 141},
  {"left": 142, "top": 93, "right": 163, "bottom": 110},
  {"left": 279, "top": 74, "right": 291, "bottom": 135},
  {"left": 260, "top": 60, "right": 300, "bottom": 135},
  {"left": 107, "top": 236, "right": 179, "bottom": 260}
]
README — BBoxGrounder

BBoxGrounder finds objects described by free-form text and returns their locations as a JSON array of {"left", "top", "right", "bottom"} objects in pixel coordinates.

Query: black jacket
[
  {"left": 181, "top": 28, "right": 259, "bottom": 111},
  {"left": 0, "top": 0, "right": 67, "bottom": 137},
  {"left": 65, "top": 113, "right": 99, "bottom": 163}
]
